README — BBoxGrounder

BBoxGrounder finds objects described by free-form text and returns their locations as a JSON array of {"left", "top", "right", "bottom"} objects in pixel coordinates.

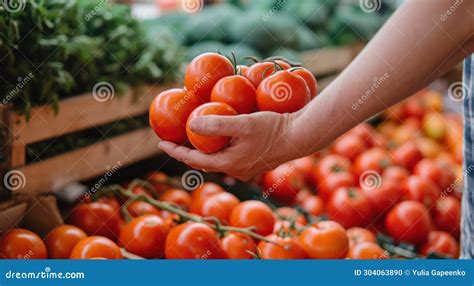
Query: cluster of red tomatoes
[
  {"left": 259, "top": 89, "right": 463, "bottom": 259},
  {"left": 149, "top": 52, "right": 317, "bottom": 153}
]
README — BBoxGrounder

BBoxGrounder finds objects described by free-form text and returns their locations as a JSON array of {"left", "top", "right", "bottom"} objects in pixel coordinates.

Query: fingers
[
  {"left": 189, "top": 115, "right": 250, "bottom": 137},
  {"left": 158, "top": 141, "right": 223, "bottom": 171}
]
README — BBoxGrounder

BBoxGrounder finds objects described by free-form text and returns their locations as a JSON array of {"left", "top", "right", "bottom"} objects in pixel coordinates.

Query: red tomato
[
  {"left": 186, "top": 102, "right": 238, "bottom": 153},
  {"left": 348, "top": 123, "right": 376, "bottom": 148},
  {"left": 291, "top": 68, "right": 318, "bottom": 98},
  {"left": 0, "top": 229, "right": 47, "bottom": 259},
  {"left": 200, "top": 192, "right": 240, "bottom": 225},
  {"left": 403, "top": 95, "right": 426, "bottom": 120},
  {"left": 346, "top": 227, "right": 376, "bottom": 247},
  {"left": 392, "top": 142, "right": 423, "bottom": 171},
  {"left": 70, "top": 236, "right": 122, "bottom": 259},
  {"left": 210, "top": 75, "right": 256, "bottom": 114},
  {"left": 300, "top": 195, "right": 324, "bottom": 216},
  {"left": 275, "top": 60, "right": 292, "bottom": 70},
  {"left": 258, "top": 234, "right": 308, "bottom": 259},
  {"left": 419, "top": 231, "right": 459, "bottom": 258},
  {"left": 149, "top": 88, "right": 201, "bottom": 144},
  {"left": 314, "top": 154, "right": 352, "bottom": 180},
  {"left": 360, "top": 179, "right": 401, "bottom": 215},
  {"left": 119, "top": 215, "right": 168, "bottom": 259},
  {"left": 261, "top": 162, "right": 305, "bottom": 204},
  {"left": 245, "top": 62, "right": 277, "bottom": 88},
  {"left": 45, "top": 225, "right": 88, "bottom": 259},
  {"left": 190, "top": 182, "right": 224, "bottom": 213},
  {"left": 165, "top": 222, "right": 223, "bottom": 259},
  {"left": 230, "top": 200, "right": 275, "bottom": 236},
  {"left": 237, "top": 65, "right": 249, "bottom": 76},
  {"left": 414, "top": 159, "right": 456, "bottom": 192},
  {"left": 81, "top": 195, "right": 121, "bottom": 210},
  {"left": 148, "top": 171, "right": 171, "bottom": 195},
  {"left": 348, "top": 241, "right": 388, "bottom": 259},
  {"left": 68, "top": 202, "right": 121, "bottom": 241},
  {"left": 220, "top": 232, "right": 257, "bottom": 259},
  {"left": 382, "top": 165, "right": 410, "bottom": 182},
  {"left": 433, "top": 196, "right": 461, "bottom": 239},
  {"left": 275, "top": 207, "right": 307, "bottom": 225},
  {"left": 353, "top": 148, "right": 393, "bottom": 178},
  {"left": 385, "top": 201, "right": 433, "bottom": 245},
  {"left": 256, "top": 70, "right": 310, "bottom": 113},
  {"left": 127, "top": 201, "right": 161, "bottom": 217},
  {"left": 327, "top": 187, "right": 373, "bottom": 228},
  {"left": 402, "top": 176, "right": 440, "bottom": 210},
  {"left": 331, "top": 134, "right": 367, "bottom": 161},
  {"left": 299, "top": 221, "right": 349, "bottom": 259},
  {"left": 184, "top": 53, "right": 234, "bottom": 102},
  {"left": 317, "top": 171, "right": 355, "bottom": 201},
  {"left": 160, "top": 188, "right": 192, "bottom": 210}
]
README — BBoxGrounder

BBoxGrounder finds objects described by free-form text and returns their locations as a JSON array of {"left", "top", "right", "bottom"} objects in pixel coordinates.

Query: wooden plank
[
  {"left": 17, "top": 127, "right": 162, "bottom": 196},
  {"left": 9, "top": 84, "right": 176, "bottom": 145}
]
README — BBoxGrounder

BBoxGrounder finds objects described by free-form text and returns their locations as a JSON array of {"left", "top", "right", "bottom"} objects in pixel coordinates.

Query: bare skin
[{"left": 159, "top": 0, "right": 474, "bottom": 181}]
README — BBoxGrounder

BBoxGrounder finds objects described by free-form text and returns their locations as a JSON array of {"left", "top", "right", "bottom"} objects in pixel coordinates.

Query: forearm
[{"left": 291, "top": 0, "right": 474, "bottom": 156}]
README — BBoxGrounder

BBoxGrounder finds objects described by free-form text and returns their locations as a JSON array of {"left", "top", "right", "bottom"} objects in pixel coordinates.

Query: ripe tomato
[
  {"left": 68, "top": 202, "right": 121, "bottom": 241},
  {"left": 119, "top": 215, "right": 168, "bottom": 259},
  {"left": 327, "top": 187, "right": 373, "bottom": 228},
  {"left": 300, "top": 195, "right": 324, "bottom": 216},
  {"left": 200, "top": 192, "right": 240, "bottom": 225},
  {"left": 149, "top": 88, "right": 201, "bottom": 144},
  {"left": 70, "top": 236, "right": 122, "bottom": 259},
  {"left": 299, "top": 221, "right": 349, "bottom": 259},
  {"left": 291, "top": 156, "right": 316, "bottom": 187},
  {"left": 0, "top": 229, "right": 47, "bottom": 259},
  {"left": 244, "top": 62, "right": 277, "bottom": 88},
  {"left": 360, "top": 179, "right": 401, "bottom": 215},
  {"left": 210, "top": 75, "right": 256, "bottom": 114},
  {"left": 346, "top": 227, "right": 376, "bottom": 247},
  {"left": 256, "top": 70, "right": 310, "bottom": 113},
  {"left": 382, "top": 165, "right": 409, "bottom": 182},
  {"left": 402, "top": 176, "right": 440, "bottom": 210},
  {"left": 291, "top": 68, "right": 317, "bottom": 98},
  {"left": 414, "top": 159, "right": 456, "bottom": 191},
  {"left": 165, "top": 222, "right": 223, "bottom": 259},
  {"left": 81, "top": 195, "right": 121, "bottom": 210},
  {"left": 190, "top": 182, "right": 224, "bottom": 213},
  {"left": 275, "top": 60, "right": 292, "bottom": 70},
  {"left": 258, "top": 234, "right": 308, "bottom": 259},
  {"left": 317, "top": 171, "right": 355, "bottom": 201},
  {"left": 148, "top": 171, "right": 171, "bottom": 195},
  {"left": 184, "top": 53, "right": 234, "bottom": 102},
  {"left": 45, "top": 225, "right": 87, "bottom": 259},
  {"left": 314, "top": 154, "right": 352, "bottom": 180},
  {"left": 385, "top": 201, "right": 433, "bottom": 245},
  {"left": 392, "top": 142, "right": 423, "bottom": 171},
  {"left": 331, "top": 134, "right": 367, "bottom": 161},
  {"left": 237, "top": 65, "right": 249, "bottom": 76},
  {"left": 348, "top": 241, "right": 388, "bottom": 259},
  {"left": 261, "top": 162, "right": 305, "bottom": 204},
  {"left": 186, "top": 102, "right": 238, "bottom": 153},
  {"left": 419, "top": 231, "right": 459, "bottom": 258},
  {"left": 403, "top": 95, "right": 426, "bottom": 120},
  {"left": 127, "top": 201, "right": 161, "bottom": 217},
  {"left": 230, "top": 200, "right": 275, "bottom": 236},
  {"left": 433, "top": 196, "right": 460, "bottom": 239},
  {"left": 160, "top": 188, "right": 192, "bottom": 210},
  {"left": 353, "top": 148, "right": 392, "bottom": 178},
  {"left": 348, "top": 123, "right": 376, "bottom": 148},
  {"left": 220, "top": 232, "right": 256, "bottom": 259},
  {"left": 275, "top": 207, "right": 307, "bottom": 225},
  {"left": 295, "top": 188, "right": 312, "bottom": 204}
]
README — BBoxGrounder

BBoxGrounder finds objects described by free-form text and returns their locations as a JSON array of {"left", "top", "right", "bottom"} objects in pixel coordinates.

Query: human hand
[{"left": 158, "top": 111, "right": 301, "bottom": 181}]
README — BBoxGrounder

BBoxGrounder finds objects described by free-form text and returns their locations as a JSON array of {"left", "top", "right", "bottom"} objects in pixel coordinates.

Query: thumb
[{"left": 189, "top": 115, "right": 249, "bottom": 137}]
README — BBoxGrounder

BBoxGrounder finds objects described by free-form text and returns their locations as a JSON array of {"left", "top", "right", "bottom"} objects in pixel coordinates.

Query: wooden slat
[
  {"left": 17, "top": 127, "right": 161, "bottom": 195},
  {"left": 9, "top": 84, "right": 176, "bottom": 145}
]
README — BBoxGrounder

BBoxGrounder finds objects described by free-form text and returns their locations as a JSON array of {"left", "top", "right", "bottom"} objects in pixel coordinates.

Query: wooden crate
[{"left": 1, "top": 84, "right": 176, "bottom": 197}]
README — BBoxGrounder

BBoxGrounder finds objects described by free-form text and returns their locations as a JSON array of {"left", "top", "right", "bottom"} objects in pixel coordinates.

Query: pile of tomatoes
[
  {"left": 149, "top": 52, "right": 317, "bottom": 153},
  {"left": 259, "top": 88, "right": 463, "bottom": 259}
]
